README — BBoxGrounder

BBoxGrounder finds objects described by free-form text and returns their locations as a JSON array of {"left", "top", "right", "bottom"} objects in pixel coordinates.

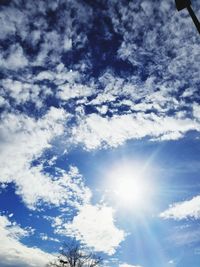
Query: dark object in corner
[
  {"left": 175, "top": 0, "right": 200, "bottom": 34},
  {"left": 175, "top": 0, "right": 191, "bottom": 10}
]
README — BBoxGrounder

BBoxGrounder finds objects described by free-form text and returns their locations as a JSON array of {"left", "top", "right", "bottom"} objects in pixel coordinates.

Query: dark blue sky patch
[{"left": 0, "top": 183, "right": 30, "bottom": 220}]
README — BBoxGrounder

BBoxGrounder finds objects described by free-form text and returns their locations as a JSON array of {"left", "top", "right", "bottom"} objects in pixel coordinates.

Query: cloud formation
[
  {"left": 0, "top": 0, "right": 200, "bottom": 152},
  {"left": 160, "top": 196, "right": 200, "bottom": 220},
  {"left": 119, "top": 264, "right": 142, "bottom": 267},
  {"left": 0, "top": 108, "right": 90, "bottom": 209},
  {"left": 0, "top": 215, "right": 53, "bottom": 267},
  {"left": 72, "top": 113, "right": 200, "bottom": 149},
  {"left": 55, "top": 204, "right": 125, "bottom": 255}
]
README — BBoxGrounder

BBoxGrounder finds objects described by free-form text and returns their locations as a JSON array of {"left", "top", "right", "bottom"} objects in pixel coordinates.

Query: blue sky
[{"left": 0, "top": 0, "right": 200, "bottom": 267}]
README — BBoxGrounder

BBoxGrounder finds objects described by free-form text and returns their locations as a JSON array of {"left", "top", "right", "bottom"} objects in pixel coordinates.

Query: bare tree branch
[{"left": 47, "top": 240, "right": 103, "bottom": 267}]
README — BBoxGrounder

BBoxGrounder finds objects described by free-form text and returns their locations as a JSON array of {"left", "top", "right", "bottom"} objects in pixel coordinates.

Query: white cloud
[
  {"left": 57, "top": 83, "right": 94, "bottom": 101},
  {"left": 0, "top": 108, "right": 91, "bottom": 209},
  {"left": 108, "top": 1, "right": 200, "bottom": 84},
  {"left": 35, "top": 68, "right": 80, "bottom": 84},
  {"left": 63, "top": 37, "right": 72, "bottom": 51},
  {"left": 34, "top": 67, "right": 94, "bottom": 102},
  {"left": 0, "top": 95, "right": 8, "bottom": 108},
  {"left": 193, "top": 103, "right": 200, "bottom": 120},
  {"left": 56, "top": 204, "right": 125, "bottom": 255},
  {"left": 0, "top": 1, "right": 199, "bottom": 148},
  {"left": 160, "top": 196, "right": 200, "bottom": 220},
  {"left": 0, "top": 215, "right": 54, "bottom": 267},
  {"left": 96, "top": 105, "right": 108, "bottom": 115},
  {"left": 0, "top": 7, "right": 26, "bottom": 40},
  {"left": 72, "top": 113, "right": 200, "bottom": 150},
  {"left": 0, "top": 1, "right": 93, "bottom": 68},
  {"left": 0, "top": 44, "right": 28, "bottom": 70},
  {"left": 35, "top": 71, "right": 55, "bottom": 81},
  {"left": 39, "top": 233, "right": 59, "bottom": 243},
  {"left": 119, "top": 264, "right": 142, "bottom": 267},
  {"left": 98, "top": 0, "right": 200, "bottom": 133},
  {"left": 1, "top": 78, "right": 43, "bottom": 107}
]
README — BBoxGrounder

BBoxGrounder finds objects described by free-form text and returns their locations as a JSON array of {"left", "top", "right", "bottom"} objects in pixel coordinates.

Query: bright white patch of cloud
[
  {"left": 72, "top": 113, "right": 200, "bottom": 150},
  {"left": 0, "top": 215, "right": 54, "bottom": 267},
  {"left": 36, "top": 71, "right": 55, "bottom": 81},
  {"left": 57, "top": 83, "right": 94, "bottom": 101},
  {"left": 119, "top": 264, "right": 142, "bottom": 267},
  {"left": 56, "top": 204, "right": 125, "bottom": 255},
  {"left": 63, "top": 37, "right": 72, "bottom": 51},
  {"left": 96, "top": 105, "right": 108, "bottom": 115},
  {"left": 160, "top": 196, "right": 200, "bottom": 220},
  {"left": 0, "top": 108, "right": 91, "bottom": 209}
]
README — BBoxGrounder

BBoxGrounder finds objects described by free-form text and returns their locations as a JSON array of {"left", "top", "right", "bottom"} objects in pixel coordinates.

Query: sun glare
[{"left": 105, "top": 160, "right": 155, "bottom": 210}]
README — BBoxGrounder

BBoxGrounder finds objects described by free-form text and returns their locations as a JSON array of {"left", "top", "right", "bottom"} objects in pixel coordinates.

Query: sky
[{"left": 0, "top": 0, "right": 200, "bottom": 267}]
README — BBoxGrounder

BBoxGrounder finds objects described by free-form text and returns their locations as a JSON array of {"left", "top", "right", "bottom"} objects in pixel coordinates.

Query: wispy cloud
[
  {"left": 39, "top": 233, "right": 59, "bottom": 243},
  {"left": 160, "top": 196, "right": 200, "bottom": 220},
  {"left": 164, "top": 223, "right": 200, "bottom": 249}
]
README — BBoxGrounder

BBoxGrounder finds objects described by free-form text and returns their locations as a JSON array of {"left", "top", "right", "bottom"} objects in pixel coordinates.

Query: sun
[
  {"left": 105, "top": 160, "right": 155, "bottom": 210},
  {"left": 114, "top": 173, "right": 147, "bottom": 205}
]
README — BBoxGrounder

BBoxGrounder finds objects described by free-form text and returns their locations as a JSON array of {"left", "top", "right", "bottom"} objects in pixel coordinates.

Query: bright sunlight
[{"left": 105, "top": 160, "right": 156, "bottom": 210}]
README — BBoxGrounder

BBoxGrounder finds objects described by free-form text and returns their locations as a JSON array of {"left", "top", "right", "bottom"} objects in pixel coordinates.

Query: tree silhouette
[{"left": 47, "top": 240, "right": 103, "bottom": 267}]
